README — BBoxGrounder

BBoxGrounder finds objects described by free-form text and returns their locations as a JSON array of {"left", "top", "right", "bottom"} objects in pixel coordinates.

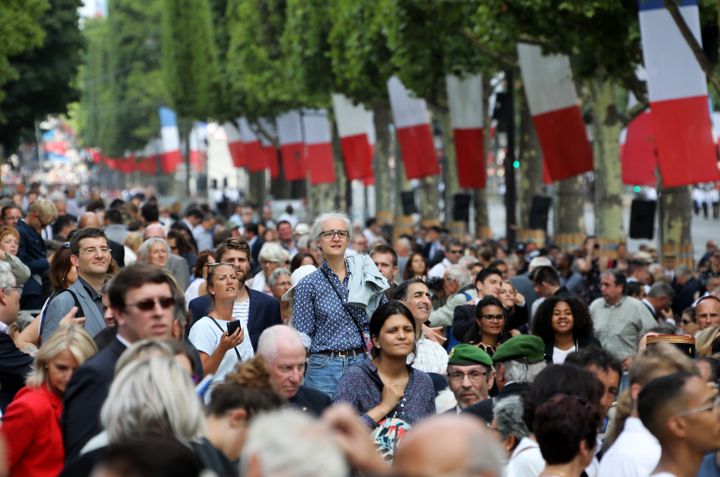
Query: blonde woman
[{"left": 1, "top": 325, "right": 97, "bottom": 477}]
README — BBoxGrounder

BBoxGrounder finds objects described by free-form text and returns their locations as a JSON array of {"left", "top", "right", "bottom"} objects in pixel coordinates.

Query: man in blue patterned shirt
[{"left": 292, "top": 211, "right": 387, "bottom": 397}]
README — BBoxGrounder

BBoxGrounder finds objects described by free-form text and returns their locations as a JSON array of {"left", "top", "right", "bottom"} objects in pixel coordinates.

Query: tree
[{"left": 0, "top": 0, "right": 83, "bottom": 153}]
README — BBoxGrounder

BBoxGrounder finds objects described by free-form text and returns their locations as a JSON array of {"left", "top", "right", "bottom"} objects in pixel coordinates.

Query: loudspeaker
[
  {"left": 401, "top": 191, "right": 418, "bottom": 215},
  {"left": 452, "top": 193, "right": 472, "bottom": 222},
  {"left": 529, "top": 195, "right": 552, "bottom": 230},
  {"left": 629, "top": 199, "right": 656, "bottom": 239}
]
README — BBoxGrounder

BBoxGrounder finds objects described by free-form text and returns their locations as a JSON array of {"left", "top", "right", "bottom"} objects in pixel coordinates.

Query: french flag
[
  {"left": 517, "top": 43, "right": 593, "bottom": 183},
  {"left": 620, "top": 110, "right": 657, "bottom": 186},
  {"left": 302, "top": 109, "right": 336, "bottom": 184},
  {"left": 332, "top": 93, "right": 374, "bottom": 181},
  {"left": 638, "top": 0, "right": 720, "bottom": 186},
  {"left": 225, "top": 120, "right": 245, "bottom": 168},
  {"left": 238, "top": 117, "right": 266, "bottom": 172},
  {"left": 276, "top": 111, "right": 306, "bottom": 181},
  {"left": 446, "top": 74, "right": 486, "bottom": 188},
  {"left": 259, "top": 118, "right": 280, "bottom": 179},
  {"left": 158, "top": 107, "right": 183, "bottom": 174},
  {"left": 137, "top": 139, "right": 159, "bottom": 175},
  {"left": 189, "top": 122, "right": 207, "bottom": 173},
  {"left": 387, "top": 76, "right": 439, "bottom": 179}
]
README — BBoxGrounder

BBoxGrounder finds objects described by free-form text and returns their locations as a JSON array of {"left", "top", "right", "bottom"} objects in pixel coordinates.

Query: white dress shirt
[{"left": 598, "top": 417, "right": 661, "bottom": 477}]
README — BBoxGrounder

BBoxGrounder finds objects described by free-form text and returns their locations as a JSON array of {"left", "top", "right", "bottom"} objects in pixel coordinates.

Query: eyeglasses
[
  {"left": 80, "top": 247, "right": 110, "bottom": 255},
  {"left": 681, "top": 319, "right": 693, "bottom": 325},
  {"left": 447, "top": 249, "right": 463, "bottom": 255},
  {"left": 317, "top": 229, "right": 350, "bottom": 240},
  {"left": 125, "top": 296, "right": 175, "bottom": 311},
  {"left": 676, "top": 395, "right": 720, "bottom": 417},
  {"left": 5, "top": 285, "right": 23, "bottom": 294},
  {"left": 481, "top": 314, "right": 505, "bottom": 322},
  {"left": 448, "top": 370, "right": 488, "bottom": 383}
]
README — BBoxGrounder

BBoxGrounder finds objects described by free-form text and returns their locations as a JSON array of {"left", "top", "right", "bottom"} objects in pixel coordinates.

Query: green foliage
[
  {"left": 0, "top": 0, "right": 83, "bottom": 152},
  {"left": 161, "top": 0, "right": 222, "bottom": 119}
]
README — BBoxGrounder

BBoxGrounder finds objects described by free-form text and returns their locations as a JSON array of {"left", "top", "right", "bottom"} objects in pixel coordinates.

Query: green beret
[
  {"left": 492, "top": 335, "right": 545, "bottom": 363},
  {"left": 448, "top": 344, "right": 493, "bottom": 367}
]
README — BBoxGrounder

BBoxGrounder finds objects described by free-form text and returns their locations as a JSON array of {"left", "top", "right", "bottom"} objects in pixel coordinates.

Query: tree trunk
[
  {"left": 554, "top": 176, "right": 586, "bottom": 251},
  {"left": 248, "top": 171, "right": 267, "bottom": 207},
  {"left": 588, "top": 77, "right": 624, "bottom": 256},
  {"left": 372, "top": 101, "right": 393, "bottom": 216},
  {"left": 517, "top": 93, "right": 544, "bottom": 231},
  {"left": 659, "top": 185, "right": 694, "bottom": 269},
  {"left": 438, "top": 111, "right": 459, "bottom": 222}
]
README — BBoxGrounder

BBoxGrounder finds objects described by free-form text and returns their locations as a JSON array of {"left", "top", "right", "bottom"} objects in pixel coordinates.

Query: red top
[{"left": 2, "top": 384, "right": 64, "bottom": 477}]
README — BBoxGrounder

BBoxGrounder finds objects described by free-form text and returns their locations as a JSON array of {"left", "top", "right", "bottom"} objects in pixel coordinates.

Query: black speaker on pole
[
  {"left": 452, "top": 193, "right": 472, "bottom": 222},
  {"left": 629, "top": 199, "right": 656, "bottom": 239},
  {"left": 400, "top": 191, "right": 418, "bottom": 215},
  {"left": 529, "top": 195, "right": 552, "bottom": 230}
]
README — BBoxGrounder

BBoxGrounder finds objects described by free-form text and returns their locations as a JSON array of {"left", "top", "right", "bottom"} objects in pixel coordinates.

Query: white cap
[
  {"left": 281, "top": 264, "right": 317, "bottom": 301},
  {"left": 528, "top": 256, "right": 552, "bottom": 273}
]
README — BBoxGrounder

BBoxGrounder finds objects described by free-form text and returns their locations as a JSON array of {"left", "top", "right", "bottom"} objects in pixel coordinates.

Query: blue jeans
[{"left": 305, "top": 353, "right": 367, "bottom": 398}]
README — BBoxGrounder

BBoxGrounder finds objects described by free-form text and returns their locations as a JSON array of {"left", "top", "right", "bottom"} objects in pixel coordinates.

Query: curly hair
[{"left": 531, "top": 296, "right": 594, "bottom": 342}]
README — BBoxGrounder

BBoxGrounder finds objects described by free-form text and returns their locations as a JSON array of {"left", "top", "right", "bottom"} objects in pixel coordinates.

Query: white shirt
[
  {"left": 506, "top": 437, "right": 544, "bottom": 477},
  {"left": 184, "top": 278, "right": 205, "bottom": 307},
  {"left": 428, "top": 258, "right": 452, "bottom": 279},
  {"left": 552, "top": 345, "right": 576, "bottom": 364},
  {"left": 410, "top": 336, "right": 449, "bottom": 374},
  {"left": 598, "top": 417, "right": 661, "bottom": 477}
]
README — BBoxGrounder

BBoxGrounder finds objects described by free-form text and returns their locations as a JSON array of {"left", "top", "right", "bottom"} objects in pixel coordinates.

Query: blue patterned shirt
[{"left": 293, "top": 260, "right": 378, "bottom": 353}]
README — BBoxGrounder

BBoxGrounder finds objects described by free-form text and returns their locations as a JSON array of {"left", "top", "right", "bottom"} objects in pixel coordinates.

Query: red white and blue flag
[
  {"left": 259, "top": 118, "right": 279, "bottom": 179},
  {"left": 238, "top": 118, "right": 265, "bottom": 173},
  {"left": 387, "top": 76, "right": 439, "bottom": 179},
  {"left": 332, "top": 93, "right": 374, "bottom": 182},
  {"left": 276, "top": 111, "right": 306, "bottom": 181},
  {"left": 446, "top": 74, "right": 486, "bottom": 189},
  {"left": 224, "top": 121, "right": 245, "bottom": 168},
  {"left": 189, "top": 122, "right": 207, "bottom": 173},
  {"left": 158, "top": 107, "right": 183, "bottom": 174},
  {"left": 302, "top": 109, "right": 336, "bottom": 184},
  {"left": 638, "top": 0, "right": 720, "bottom": 186},
  {"left": 517, "top": 43, "right": 593, "bottom": 183}
]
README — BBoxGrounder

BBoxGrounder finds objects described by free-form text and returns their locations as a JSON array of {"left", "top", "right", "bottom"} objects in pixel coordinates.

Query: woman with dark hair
[
  {"left": 167, "top": 229, "right": 195, "bottom": 271},
  {"left": 289, "top": 252, "right": 317, "bottom": 273},
  {"left": 403, "top": 252, "right": 428, "bottom": 280},
  {"left": 461, "top": 296, "right": 510, "bottom": 355},
  {"left": 333, "top": 300, "right": 435, "bottom": 429},
  {"left": 184, "top": 250, "right": 215, "bottom": 305},
  {"left": 531, "top": 296, "right": 601, "bottom": 364},
  {"left": 534, "top": 394, "right": 602, "bottom": 477}
]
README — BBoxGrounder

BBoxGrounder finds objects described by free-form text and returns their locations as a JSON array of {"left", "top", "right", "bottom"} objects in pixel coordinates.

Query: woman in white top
[
  {"left": 188, "top": 263, "right": 252, "bottom": 385},
  {"left": 184, "top": 250, "right": 215, "bottom": 306}
]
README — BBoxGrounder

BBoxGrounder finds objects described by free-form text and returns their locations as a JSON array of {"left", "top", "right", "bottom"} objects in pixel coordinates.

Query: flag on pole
[
  {"left": 621, "top": 111, "right": 657, "bottom": 186},
  {"left": 238, "top": 118, "right": 265, "bottom": 172},
  {"left": 189, "top": 122, "right": 207, "bottom": 173},
  {"left": 446, "top": 74, "right": 486, "bottom": 189},
  {"left": 387, "top": 76, "right": 439, "bottom": 179},
  {"left": 158, "top": 107, "right": 183, "bottom": 174},
  {"left": 517, "top": 43, "right": 593, "bottom": 183},
  {"left": 638, "top": 0, "right": 720, "bottom": 186},
  {"left": 276, "top": 111, "right": 306, "bottom": 181},
  {"left": 331, "top": 93, "right": 374, "bottom": 181},
  {"left": 259, "top": 118, "right": 279, "bottom": 179},
  {"left": 302, "top": 109, "right": 336, "bottom": 184},
  {"left": 225, "top": 121, "right": 245, "bottom": 168}
]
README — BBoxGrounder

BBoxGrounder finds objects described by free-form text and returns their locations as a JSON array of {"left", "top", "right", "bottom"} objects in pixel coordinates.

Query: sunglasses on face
[{"left": 125, "top": 296, "right": 175, "bottom": 311}]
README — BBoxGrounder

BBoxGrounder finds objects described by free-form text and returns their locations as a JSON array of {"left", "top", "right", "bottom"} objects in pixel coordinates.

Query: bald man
[
  {"left": 76, "top": 212, "right": 125, "bottom": 268},
  {"left": 143, "top": 224, "right": 189, "bottom": 290},
  {"left": 393, "top": 414, "right": 505, "bottom": 477},
  {"left": 257, "top": 325, "right": 331, "bottom": 416}
]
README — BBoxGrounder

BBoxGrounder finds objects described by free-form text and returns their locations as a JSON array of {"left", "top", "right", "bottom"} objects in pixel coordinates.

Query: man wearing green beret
[
  {"left": 464, "top": 335, "right": 547, "bottom": 423},
  {"left": 446, "top": 344, "right": 494, "bottom": 414}
]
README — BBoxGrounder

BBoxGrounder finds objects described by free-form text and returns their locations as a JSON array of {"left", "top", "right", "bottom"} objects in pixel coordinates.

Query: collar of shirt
[
  {"left": 321, "top": 259, "right": 351, "bottom": 280},
  {"left": 0, "top": 321, "right": 8, "bottom": 334},
  {"left": 78, "top": 277, "right": 102, "bottom": 302},
  {"left": 602, "top": 296, "right": 626, "bottom": 309}
]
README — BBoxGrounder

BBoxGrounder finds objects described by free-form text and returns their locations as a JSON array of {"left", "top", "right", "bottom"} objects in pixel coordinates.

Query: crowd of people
[{"left": 0, "top": 185, "right": 720, "bottom": 477}]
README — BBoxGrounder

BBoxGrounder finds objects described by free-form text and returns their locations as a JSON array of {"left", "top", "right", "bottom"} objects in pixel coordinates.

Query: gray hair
[
  {"left": 310, "top": 211, "right": 351, "bottom": 240},
  {"left": 137, "top": 237, "right": 170, "bottom": 263},
  {"left": 257, "top": 325, "right": 304, "bottom": 362},
  {"left": 459, "top": 255, "right": 480, "bottom": 270},
  {"left": 445, "top": 264, "right": 472, "bottom": 288},
  {"left": 492, "top": 395, "right": 530, "bottom": 442},
  {"left": 468, "top": 427, "right": 506, "bottom": 477},
  {"left": 101, "top": 356, "right": 205, "bottom": 443},
  {"left": 0, "top": 261, "right": 14, "bottom": 289},
  {"left": 502, "top": 360, "right": 547, "bottom": 384},
  {"left": 259, "top": 242, "right": 291, "bottom": 264},
  {"left": 648, "top": 281, "right": 675, "bottom": 299},
  {"left": 242, "top": 408, "right": 348, "bottom": 477},
  {"left": 267, "top": 268, "right": 291, "bottom": 288}
]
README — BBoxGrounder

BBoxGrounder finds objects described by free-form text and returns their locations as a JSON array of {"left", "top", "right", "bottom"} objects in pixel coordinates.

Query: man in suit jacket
[
  {"left": 16, "top": 199, "right": 57, "bottom": 310},
  {"left": 41, "top": 228, "right": 111, "bottom": 342},
  {"left": 188, "top": 238, "right": 281, "bottom": 351},
  {"left": 257, "top": 325, "right": 331, "bottom": 416},
  {"left": 0, "top": 262, "right": 33, "bottom": 413},
  {"left": 61, "top": 264, "right": 177, "bottom": 462}
]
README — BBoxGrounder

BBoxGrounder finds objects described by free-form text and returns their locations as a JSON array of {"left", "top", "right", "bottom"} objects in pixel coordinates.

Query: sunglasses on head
[{"left": 125, "top": 296, "right": 175, "bottom": 311}]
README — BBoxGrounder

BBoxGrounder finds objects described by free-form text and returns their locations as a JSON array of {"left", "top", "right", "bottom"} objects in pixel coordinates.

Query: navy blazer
[
  {"left": 188, "top": 287, "right": 282, "bottom": 351},
  {"left": 62, "top": 338, "right": 126, "bottom": 462},
  {"left": 0, "top": 333, "right": 33, "bottom": 413},
  {"left": 16, "top": 220, "right": 49, "bottom": 297},
  {"left": 289, "top": 385, "right": 332, "bottom": 416}
]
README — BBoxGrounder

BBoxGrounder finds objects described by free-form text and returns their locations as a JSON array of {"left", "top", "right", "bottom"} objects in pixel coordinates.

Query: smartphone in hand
[{"left": 227, "top": 320, "right": 242, "bottom": 336}]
